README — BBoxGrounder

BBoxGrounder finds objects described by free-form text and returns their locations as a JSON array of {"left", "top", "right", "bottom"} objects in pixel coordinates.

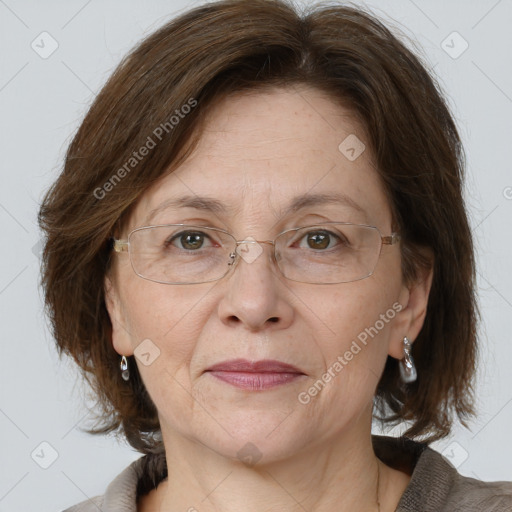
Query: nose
[{"left": 216, "top": 241, "right": 294, "bottom": 332}]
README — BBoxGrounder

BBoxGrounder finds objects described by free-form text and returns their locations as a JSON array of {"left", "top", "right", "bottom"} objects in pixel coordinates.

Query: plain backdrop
[{"left": 0, "top": 0, "right": 511, "bottom": 510}]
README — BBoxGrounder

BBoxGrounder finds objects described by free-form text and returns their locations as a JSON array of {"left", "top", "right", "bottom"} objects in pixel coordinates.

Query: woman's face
[{"left": 105, "top": 87, "right": 423, "bottom": 463}]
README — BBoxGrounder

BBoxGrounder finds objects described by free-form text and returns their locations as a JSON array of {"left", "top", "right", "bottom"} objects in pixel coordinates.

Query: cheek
[
  {"left": 122, "top": 276, "right": 205, "bottom": 334},
  {"left": 301, "top": 280, "right": 398, "bottom": 344},
  {"left": 297, "top": 279, "right": 400, "bottom": 389},
  {"left": 124, "top": 283, "right": 213, "bottom": 426},
  {"left": 120, "top": 278, "right": 218, "bottom": 380},
  {"left": 293, "top": 284, "right": 400, "bottom": 430}
]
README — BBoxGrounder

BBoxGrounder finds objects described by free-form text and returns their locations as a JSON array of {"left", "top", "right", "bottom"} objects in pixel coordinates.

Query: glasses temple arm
[
  {"left": 382, "top": 233, "right": 401, "bottom": 245},
  {"left": 112, "top": 239, "right": 129, "bottom": 253}
]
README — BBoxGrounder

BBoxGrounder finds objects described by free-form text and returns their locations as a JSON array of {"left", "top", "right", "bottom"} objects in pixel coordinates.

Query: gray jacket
[{"left": 62, "top": 435, "right": 512, "bottom": 511}]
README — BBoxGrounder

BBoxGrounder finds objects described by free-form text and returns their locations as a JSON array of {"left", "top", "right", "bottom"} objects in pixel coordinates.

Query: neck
[{"left": 154, "top": 417, "right": 394, "bottom": 512}]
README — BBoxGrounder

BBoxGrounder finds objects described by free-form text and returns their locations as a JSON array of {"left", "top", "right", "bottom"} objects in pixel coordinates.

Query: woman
[{"left": 38, "top": 0, "right": 512, "bottom": 510}]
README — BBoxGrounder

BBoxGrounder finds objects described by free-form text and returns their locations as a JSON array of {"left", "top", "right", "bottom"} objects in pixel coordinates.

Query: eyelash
[{"left": 165, "top": 228, "right": 349, "bottom": 251}]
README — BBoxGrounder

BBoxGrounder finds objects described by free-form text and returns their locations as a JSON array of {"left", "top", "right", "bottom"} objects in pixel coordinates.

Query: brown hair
[{"left": 38, "top": 0, "right": 477, "bottom": 453}]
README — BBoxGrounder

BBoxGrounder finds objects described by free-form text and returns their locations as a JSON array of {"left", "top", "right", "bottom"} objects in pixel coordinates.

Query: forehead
[{"left": 128, "top": 87, "right": 392, "bottom": 231}]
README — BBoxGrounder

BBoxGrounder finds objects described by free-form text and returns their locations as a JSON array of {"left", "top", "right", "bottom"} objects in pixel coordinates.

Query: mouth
[{"left": 205, "top": 359, "right": 306, "bottom": 391}]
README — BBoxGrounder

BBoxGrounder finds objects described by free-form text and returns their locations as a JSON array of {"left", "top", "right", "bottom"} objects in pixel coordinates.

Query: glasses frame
[{"left": 111, "top": 222, "right": 401, "bottom": 285}]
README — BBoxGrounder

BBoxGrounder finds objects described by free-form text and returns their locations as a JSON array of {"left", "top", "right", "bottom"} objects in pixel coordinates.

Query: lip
[
  {"left": 206, "top": 359, "right": 304, "bottom": 373},
  {"left": 205, "top": 358, "right": 306, "bottom": 391}
]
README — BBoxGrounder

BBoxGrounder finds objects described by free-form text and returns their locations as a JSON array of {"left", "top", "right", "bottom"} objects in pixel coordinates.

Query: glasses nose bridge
[
  {"left": 229, "top": 238, "right": 278, "bottom": 271},
  {"left": 235, "top": 238, "right": 275, "bottom": 247},
  {"left": 235, "top": 238, "right": 277, "bottom": 258}
]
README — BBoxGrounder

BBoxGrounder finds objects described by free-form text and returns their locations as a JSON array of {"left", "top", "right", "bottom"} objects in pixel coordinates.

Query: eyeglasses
[{"left": 111, "top": 223, "right": 400, "bottom": 285}]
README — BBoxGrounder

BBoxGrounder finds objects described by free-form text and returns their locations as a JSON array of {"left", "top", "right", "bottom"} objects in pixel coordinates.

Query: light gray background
[{"left": 0, "top": 0, "right": 511, "bottom": 510}]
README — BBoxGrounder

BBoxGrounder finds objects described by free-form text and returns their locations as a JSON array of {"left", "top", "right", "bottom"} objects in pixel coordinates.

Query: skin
[{"left": 104, "top": 86, "right": 433, "bottom": 512}]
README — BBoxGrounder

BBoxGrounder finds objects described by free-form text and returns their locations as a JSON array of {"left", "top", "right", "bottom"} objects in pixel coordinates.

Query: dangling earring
[
  {"left": 120, "top": 355, "right": 130, "bottom": 381},
  {"left": 399, "top": 336, "right": 417, "bottom": 383}
]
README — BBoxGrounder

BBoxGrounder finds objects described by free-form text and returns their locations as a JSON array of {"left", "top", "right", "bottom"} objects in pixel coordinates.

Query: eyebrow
[
  {"left": 144, "top": 196, "right": 229, "bottom": 225},
  {"left": 144, "top": 192, "right": 366, "bottom": 225},
  {"left": 286, "top": 192, "right": 365, "bottom": 216}
]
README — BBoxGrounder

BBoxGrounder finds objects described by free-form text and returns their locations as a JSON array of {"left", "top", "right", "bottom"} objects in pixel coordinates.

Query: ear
[
  {"left": 104, "top": 273, "right": 134, "bottom": 357},
  {"left": 387, "top": 249, "right": 434, "bottom": 359}
]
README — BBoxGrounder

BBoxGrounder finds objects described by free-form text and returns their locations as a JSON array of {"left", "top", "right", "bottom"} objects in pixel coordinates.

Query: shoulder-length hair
[{"left": 38, "top": 0, "right": 477, "bottom": 453}]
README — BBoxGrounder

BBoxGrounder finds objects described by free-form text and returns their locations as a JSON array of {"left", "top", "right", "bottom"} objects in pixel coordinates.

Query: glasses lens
[
  {"left": 275, "top": 223, "right": 382, "bottom": 284},
  {"left": 128, "top": 225, "right": 235, "bottom": 284}
]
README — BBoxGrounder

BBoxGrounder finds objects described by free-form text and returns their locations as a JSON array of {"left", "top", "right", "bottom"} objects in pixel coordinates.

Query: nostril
[{"left": 268, "top": 317, "right": 279, "bottom": 323}]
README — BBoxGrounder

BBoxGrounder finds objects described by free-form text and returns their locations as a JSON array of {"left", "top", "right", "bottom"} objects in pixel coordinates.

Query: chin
[{"left": 194, "top": 408, "right": 312, "bottom": 466}]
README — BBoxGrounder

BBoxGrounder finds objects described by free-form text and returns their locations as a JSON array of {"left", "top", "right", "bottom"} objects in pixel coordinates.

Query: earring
[
  {"left": 399, "top": 336, "right": 417, "bottom": 383},
  {"left": 120, "top": 355, "right": 130, "bottom": 381}
]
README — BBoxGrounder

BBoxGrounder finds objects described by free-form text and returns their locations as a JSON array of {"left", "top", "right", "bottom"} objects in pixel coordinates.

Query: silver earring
[
  {"left": 120, "top": 355, "right": 130, "bottom": 381},
  {"left": 399, "top": 336, "right": 417, "bottom": 383}
]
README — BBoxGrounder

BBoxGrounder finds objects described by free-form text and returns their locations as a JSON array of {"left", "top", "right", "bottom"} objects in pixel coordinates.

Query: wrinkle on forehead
[{"left": 126, "top": 87, "right": 389, "bottom": 235}]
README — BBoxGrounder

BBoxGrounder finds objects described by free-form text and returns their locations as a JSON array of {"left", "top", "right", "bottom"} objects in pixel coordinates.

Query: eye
[
  {"left": 167, "top": 231, "right": 214, "bottom": 251},
  {"left": 297, "top": 230, "right": 345, "bottom": 250}
]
